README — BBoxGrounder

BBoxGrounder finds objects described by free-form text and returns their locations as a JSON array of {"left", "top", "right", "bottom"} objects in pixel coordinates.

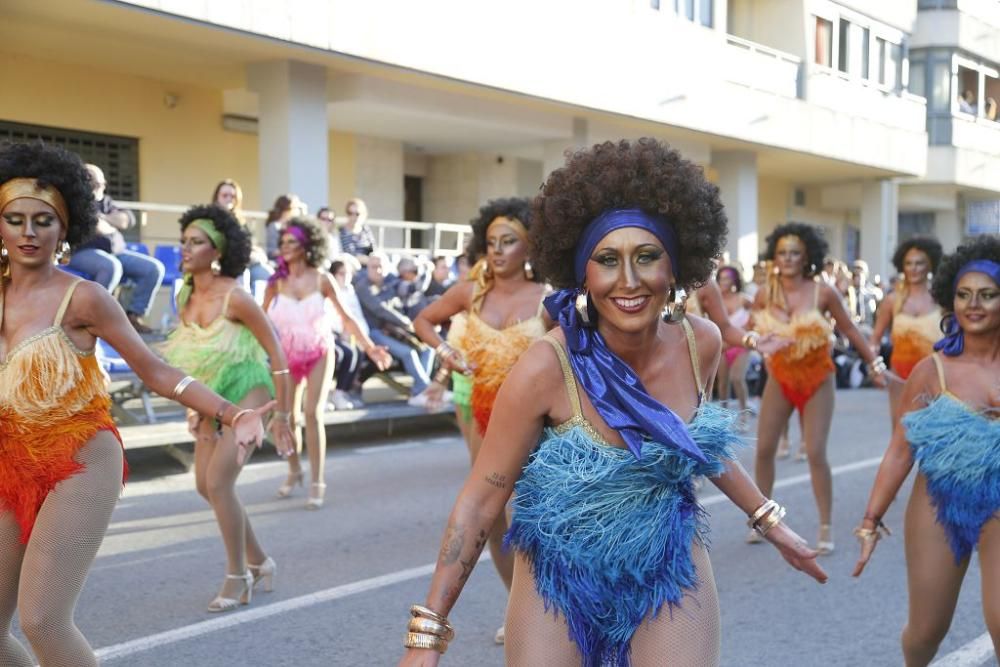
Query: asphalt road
[{"left": 13, "top": 389, "right": 997, "bottom": 666}]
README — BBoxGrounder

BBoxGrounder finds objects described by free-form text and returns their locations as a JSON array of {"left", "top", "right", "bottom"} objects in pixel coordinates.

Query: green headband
[{"left": 190, "top": 218, "right": 227, "bottom": 256}]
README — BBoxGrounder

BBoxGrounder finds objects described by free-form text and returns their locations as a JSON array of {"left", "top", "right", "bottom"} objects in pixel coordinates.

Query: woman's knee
[
  {"left": 204, "top": 476, "right": 235, "bottom": 503},
  {"left": 903, "top": 616, "right": 951, "bottom": 653},
  {"left": 18, "top": 599, "right": 68, "bottom": 644}
]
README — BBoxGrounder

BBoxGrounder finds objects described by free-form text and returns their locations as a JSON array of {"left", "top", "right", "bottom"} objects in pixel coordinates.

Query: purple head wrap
[{"left": 934, "top": 259, "right": 1000, "bottom": 356}]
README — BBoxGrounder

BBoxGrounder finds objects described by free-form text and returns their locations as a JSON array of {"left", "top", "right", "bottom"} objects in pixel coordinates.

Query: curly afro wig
[
  {"left": 0, "top": 141, "right": 97, "bottom": 249},
  {"left": 529, "top": 138, "right": 727, "bottom": 290},
  {"left": 465, "top": 197, "right": 533, "bottom": 257},
  {"left": 892, "top": 236, "right": 943, "bottom": 274},
  {"left": 179, "top": 204, "right": 251, "bottom": 278},
  {"left": 283, "top": 216, "right": 330, "bottom": 269},
  {"left": 763, "top": 222, "right": 828, "bottom": 278},
  {"left": 717, "top": 264, "right": 743, "bottom": 292},
  {"left": 931, "top": 235, "right": 1000, "bottom": 310}
]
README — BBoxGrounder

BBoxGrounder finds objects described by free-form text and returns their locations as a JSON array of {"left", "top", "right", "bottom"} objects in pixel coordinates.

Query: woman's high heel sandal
[
  {"left": 249, "top": 556, "right": 277, "bottom": 593},
  {"left": 277, "top": 469, "right": 304, "bottom": 498},
  {"left": 817, "top": 524, "right": 835, "bottom": 555},
  {"left": 207, "top": 571, "right": 253, "bottom": 613},
  {"left": 306, "top": 482, "right": 327, "bottom": 510}
]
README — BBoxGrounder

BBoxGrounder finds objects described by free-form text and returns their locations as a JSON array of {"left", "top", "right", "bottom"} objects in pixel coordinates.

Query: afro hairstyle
[
  {"left": 465, "top": 196, "right": 533, "bottom": 259},
  {"left": 178, "top": 204, "right": 251, "bottom": 278},
  {"left": 892, "top": 236, "right": 944, "bottom": 274},
  {"left": 931, "top": 234, "right": 1000, "bottom": 310},
  {"left": 282, "top": 216, "right": 330, "bottom": 269},
  {"left": 763, "top": 222, "right": 828, "bottom": 278},
  {"left": 0, "top": 141, "right": 97, "bottom": 249},
  {"left": 529, "top": 138, "right": 727, "bottom": 290}
]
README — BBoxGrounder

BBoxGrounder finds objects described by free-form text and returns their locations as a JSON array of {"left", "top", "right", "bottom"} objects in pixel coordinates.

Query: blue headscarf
[
  {"left": 543, "top": 208, "right": 708, "bottom": 462},
  {"left": 934, "top": 259, "right": 1000, "bottom": 356}
]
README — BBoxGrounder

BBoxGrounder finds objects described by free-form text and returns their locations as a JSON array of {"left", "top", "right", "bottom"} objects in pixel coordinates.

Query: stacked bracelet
[
  {"left": 404, "top": 604, "right": 455, "bottom": 654},
  {"left": 433, "top": 367, "right": 451, "bottom": 385},
  {"left": 171, "top": 375, "right": 196, "bottom": 400},
  {"left": 741, "top": 331, "right": 760, "bottom": 351},
  {"left": 271, "top": 368, "right": 290, "bottom": 377},
  {"left": 868, "top": 356, "right": 887, "bottom": 377},
  {"left": 747, "top": 499, "right": 786, "bottom": 537}
]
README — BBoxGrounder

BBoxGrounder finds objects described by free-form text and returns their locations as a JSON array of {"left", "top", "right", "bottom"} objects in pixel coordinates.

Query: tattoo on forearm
[
  {"left": 439, "top": 522, "right": 464, "bottom": 565},
  {"left": 444, "top": 529, "right": 488, "bottom": 604},
  {"left": 484, "top": 472, "right": 507, "bottom": 489}
]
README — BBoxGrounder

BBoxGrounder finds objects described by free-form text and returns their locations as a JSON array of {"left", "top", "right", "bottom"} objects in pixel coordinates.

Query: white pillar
[
  {"left": 542, "top": 117, "right": 589, "bottom": 182},
  {"left": 713, "top": 150, "right": 759, "bottom": 276},
  {"left": 247, "top": 60, "right": 329, "bottom": 212},
  {"left": 934, "top": 208, "right": 962, "bottom": 254},
  {"left": 860, "top": 179, "right": 898, "bottom": 280}
]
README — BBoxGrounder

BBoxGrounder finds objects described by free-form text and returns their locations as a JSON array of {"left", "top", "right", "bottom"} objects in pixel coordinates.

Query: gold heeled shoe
[
  {"left": 207, "top": 571, "right": 252, "bottom": 613},
  {"left": 306, "top": 482, "right": 327, "bottom": 510},
  {"left": 277, "top": 469, "right": 304, "bottom": 498},
  {"left": 249, "top": 556, "right": 277, "bottom": 593}
]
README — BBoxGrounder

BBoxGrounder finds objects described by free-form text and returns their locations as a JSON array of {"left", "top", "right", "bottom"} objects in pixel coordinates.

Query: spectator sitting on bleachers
[
  {"left": 329, "top": 257, "right": 365, "bottom": 409},
  {"left": 354, "top": 252, "right": 435, "bottom": 405},
  {"left": 212, "top": 179, "right": 273, "bottom": 286},
  {"left": 339, "top": 197, "right": 377, "bottom": 262},
  {"left": 454, "top": 253, "right": 471, "bottom": 282},
  {"left": 316, "top": 207, "right": 344, "bottom": 260},
  {"left": 66, "top": 163, "right": 164, "bottom": 333},
  {"left": 395, "top": 255, "right": 429, "bottom": 319},
  {"left": 423, "top": 256, "right": 453, "bottom": 301},
  {"left": 265, "top": 194, "right": 303, "bottom": 262}
]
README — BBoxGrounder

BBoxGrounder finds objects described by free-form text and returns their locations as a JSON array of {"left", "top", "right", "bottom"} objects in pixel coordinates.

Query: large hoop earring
[
  {"left": 0, "top": 242, "right": 8, "bottom": 279},
  {"left": 211, "top": 259, "right": 222, "bottom": 275},
  {"left": 55, "top": 240, "right": 70, "bottom": 263},
  {"left": 575, "top": 290, "right": 592, "bottom": 326},
  {"left": 662, "top": 286, "right": 688, "bottom": 324},
  {"left": 524, "top": 260, "right": 534, "bottom": 281}
]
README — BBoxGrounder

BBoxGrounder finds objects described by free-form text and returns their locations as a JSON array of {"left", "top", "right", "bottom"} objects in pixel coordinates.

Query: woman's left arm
[
  {"left": 321, "top": 273, "right": 391, "bottom": 369},
  {"left": 227, "top": 289, "right": 295, "bottom": 455}
]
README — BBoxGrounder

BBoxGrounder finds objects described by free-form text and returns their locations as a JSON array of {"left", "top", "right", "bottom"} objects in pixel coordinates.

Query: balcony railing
[
  {"left": 724, "top": 35, "right": 802, "bottom": 99},
  {"left": 117, "top": 201, "right": 473, "bottom": 258}
]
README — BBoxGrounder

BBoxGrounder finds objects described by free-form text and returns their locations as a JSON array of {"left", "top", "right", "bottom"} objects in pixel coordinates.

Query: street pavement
[{"left": 16, "top": 389, "right": 997, "bottom": 666}]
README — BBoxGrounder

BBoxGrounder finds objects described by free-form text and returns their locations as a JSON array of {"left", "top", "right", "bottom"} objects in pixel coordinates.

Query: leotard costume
[
  {"left": 890, "top": 298, "right": 942, "bottom": 380},
  {"left": 505, "top": 318, "right": 740, "bottom": 667},
  {"left": 723, "top": 306, "right": 750, "bottom": 367},
  {"left": 160, "top": 287, "right": 273, "bottom": 404},
  {"left": 0, "top": 279, "right": 125, "bottom": 543},
  {"left": 903, "top": 353, "right": 1000, "bottom": 563},
  {"left": 267, "top": 275, "right": 335, "bottom": 384},
  {"left": 450, "top": 284, "right": 546, "bottom": 435},
  {"left": 755, "top": 282, "right": 834, "bottom": 412}
]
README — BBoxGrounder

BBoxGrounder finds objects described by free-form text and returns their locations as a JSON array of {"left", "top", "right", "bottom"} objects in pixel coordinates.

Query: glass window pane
[
  {"left": 861, "top": 28, "right": 871, "bottom": 79},
  {"left": 886, "top": 43, "right": 902, "bottom": 90},
  {"left": 931, "top": 62, "right": 951, "bottom": 111},
  {"left": 910, "top": 62, "right": 926, "bottom": 97},
  {"left": 877, "top": 38, "right": 887, "bottom": 84},
  {"left": 815, "top": 17, "right": 833, "bottom": 67},
  {"left": 838, "top": 19, "right": 851, "bottom": 73},
  {"left": 683, "top": 0, "right": 695, "bottom": 20},
  {"left": 698, "top": 0, "right": 712, "bottom": 26},
  {"left": 650, "top": 0, "right": 660, "bottom": 9}
]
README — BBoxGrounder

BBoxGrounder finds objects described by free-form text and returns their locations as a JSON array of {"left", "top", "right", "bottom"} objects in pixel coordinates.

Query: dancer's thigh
[
  {"left": 504, "top": 555, "right": 580, "bottom": 667},
  {"left": 0, "top": 513, "right": 26, "bottom": 625},
  {"left": 801, "top": 375, "right": 835, "bottom": 459},
  {"left": 208, "top": 387, "right": 272, "bottom": 482},
  {"left": 630, "top": 543, "right": 720, "bottom": 667},
  {"left": 756, "top": 378, "right": 794, "bottom": 455}
]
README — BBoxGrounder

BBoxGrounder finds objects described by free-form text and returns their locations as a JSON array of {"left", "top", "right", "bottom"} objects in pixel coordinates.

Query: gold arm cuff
[
  {"left": 408, "top": 617, "right": 455, "bottom": 641},
  {"left": 747, "top": 499, "right": 778, "bottom": 528},
  {"left": 403, "top": 632, "right": 449, "bottom": 653},
  {"left": 171, "top": 375, "right": 196, "bottom": 400},
  {"left": 271, "top": 368, "right": 290, "bottom": 376}
]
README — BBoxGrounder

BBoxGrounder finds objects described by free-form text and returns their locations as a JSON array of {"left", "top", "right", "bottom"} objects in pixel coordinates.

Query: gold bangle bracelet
[
  {"left": 229, "top": 408, "right": 254, "bottom": 428},
  {"left": 271, "top": 368, "right": 290, "bottom": 376},
  {"left": 171, "top": 375, "right": 196, "bottom": 400},
  {"left": 747, "top": 499, "right": 777, "bottom": 528},
  {"left": 408, "top": 617, "right": 455, "bottom": 641},
  {"left": 403, "top": 632, "right": 448, "bottom": 654},
  {"left": 410, "top": 604, "right": 450, "bottom": 626},
  {"left": 756, "top": 505, "right": 787, "bottom": 536}
]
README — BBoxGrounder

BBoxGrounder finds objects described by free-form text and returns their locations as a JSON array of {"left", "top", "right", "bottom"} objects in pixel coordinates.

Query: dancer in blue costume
[
  {"left": 398, "top": 139, "right": 826, "bottom": 667},
  {"left": 854, "top": 234, "right": 1000, "bottom": 666}
]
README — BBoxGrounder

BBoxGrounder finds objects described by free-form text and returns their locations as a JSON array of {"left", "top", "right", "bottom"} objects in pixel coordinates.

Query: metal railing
[{"left": 118, "top": 201, "right": 473, "bottom": 258}]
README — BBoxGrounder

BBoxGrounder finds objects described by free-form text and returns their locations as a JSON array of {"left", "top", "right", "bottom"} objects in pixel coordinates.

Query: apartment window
[
  {"left": 909, "top": 60, "right": 926, "bottom": 97},
  {"left": 682, "top": 0, "right": 695, "bottom": 21},
  {"left": 815, "top": 17, "right": 833, "bottom": 67},
  {"left": 985, "top": 73, "right": 999, "bottom": 122},
  {"left": 838, "top": 19, "right": 851, "bottom": 73},
  {"left": 957, "top": 65, "right": 978, "bottom": 114},
  {"left": 930, "top": 62, "right": 952, "bottom": 111},
  {"left": 898, "top": 212, "right": 936, "bottom": 241},
  {"left": 861, "top": 28, "right": 871, "bottom": 80},
  {"left": 650, "top": 0, "right": 660, "bottom": 9},
  {"left": 698, "top": 0, "right": 712, "bottom": 26}
]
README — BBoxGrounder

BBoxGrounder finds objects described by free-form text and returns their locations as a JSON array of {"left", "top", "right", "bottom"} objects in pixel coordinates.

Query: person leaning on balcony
[
  {"left": 353, "top": 251, "right": 436, "bottom": 406},
  {"left": 65, "top": 164, "right": 165, "bottom": 333},
  {"left": 264, "top": 194, "right": 303, "bottom": 263},
  {"left": 212, "top": 179, "right": 273, "bottom": 287},
  {"left": 0, "top": 141, "right": 278, "bottom": 667},
  {"left": 959, "top": 89, "right": 978, "bottom": 115},
  {"left": 339, "top": 197, "right": 377, "bottom": 262}
]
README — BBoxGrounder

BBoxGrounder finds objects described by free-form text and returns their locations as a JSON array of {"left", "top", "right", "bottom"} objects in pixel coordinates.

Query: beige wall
[{"left": 327, "top": 130, "right": 357, "bottom": 216}]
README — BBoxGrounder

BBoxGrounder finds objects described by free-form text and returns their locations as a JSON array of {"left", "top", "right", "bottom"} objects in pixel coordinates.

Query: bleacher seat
[
  {"left": 96, "top": 338, "right": 158, "bottom": 424},
  {"left": 126, "top": 242, "right": 151, "bottom": 256},
  {"left": 59, "top": 265, "right": 92, "bottom": 280},
  {"left": 155, "top": 244, "right": 183, "bottom": 284}
]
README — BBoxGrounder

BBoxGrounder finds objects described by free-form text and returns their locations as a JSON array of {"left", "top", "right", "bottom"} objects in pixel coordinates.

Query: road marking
[
  {"left": 95, "top": 453, "right": 883, "bottom": 661},
  {"left": 931, "top": 632, "right": 995, "bottom": 667},
  {"left": 96, "top": 554, "right": 492, "bottom": 662},
  {"left": 699, "top": 456, "right": 884, "bottom": 507}
]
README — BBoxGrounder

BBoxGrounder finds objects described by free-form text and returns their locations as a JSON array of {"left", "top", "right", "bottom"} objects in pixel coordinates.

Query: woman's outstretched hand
[
  {"left": 268, "top": 417, "right": 296, "bottom": 459},
  {"left": 755, "top": 333, "right": 792, "bottom": 356},
  {"left": 234, "top": 400, "right": 276, "bottom": 465},
  {"left": 398, "top": 648, "right": 442, "bottom": 667},
  {"left": 765, "top": 522, "right": 828, "bottom": 584}
]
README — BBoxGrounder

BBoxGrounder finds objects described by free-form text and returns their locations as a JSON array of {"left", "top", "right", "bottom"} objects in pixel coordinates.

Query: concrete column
[
  {"left": 860, "top": 179, "right": 899, "bottom": 280},
  {"left": 542, "top": 117, "right": 589, "bottom": 182},
  {"left": 934, "top": 208, "right": 962, "bottom": 254},
  {"left": 713, "top": 150, "right": 759, "bottom": 275},
  {"left": 247, "top": 60, "right": 328, "bottom": 211}
]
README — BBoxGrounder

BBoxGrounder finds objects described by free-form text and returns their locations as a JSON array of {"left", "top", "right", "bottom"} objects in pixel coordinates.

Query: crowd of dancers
[{"left": 0, "top": 138, "right": 997, "bottom": 666}]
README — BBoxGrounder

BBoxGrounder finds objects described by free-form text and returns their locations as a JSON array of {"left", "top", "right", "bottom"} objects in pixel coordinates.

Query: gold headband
[
  {"left": 0, "top": 178, "right": 70, "bottom": 227},
  {"left": 486, "top": 216, "right": 528, "bottom": 242}
]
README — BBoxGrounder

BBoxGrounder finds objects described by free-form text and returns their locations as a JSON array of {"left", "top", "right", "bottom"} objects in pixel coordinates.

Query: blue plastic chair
[
  {"left": 59, "top": 265, "right": 92, "bottom": 280},
  {"left": 126, "top": 242, "right": 151, "bottom": 256},
  {"left": 155, "top": 245, "right": 183, "bottom": 284}
]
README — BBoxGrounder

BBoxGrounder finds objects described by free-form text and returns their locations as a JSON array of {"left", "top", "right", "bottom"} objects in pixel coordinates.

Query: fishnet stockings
[
  {"left": 504, "top": 544, "right": 721, "bottom": 667},
  {"left": 0, "top": 432, "right": 122, "bottom": 666}
]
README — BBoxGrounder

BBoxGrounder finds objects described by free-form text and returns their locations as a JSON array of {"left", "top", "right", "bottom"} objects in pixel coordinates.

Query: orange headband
[
  {"left": 0, "top": 178, "right": 70, "bottom": 227},
  {"left": 486, "top": 216, "right": 528, "bottom": 242}
]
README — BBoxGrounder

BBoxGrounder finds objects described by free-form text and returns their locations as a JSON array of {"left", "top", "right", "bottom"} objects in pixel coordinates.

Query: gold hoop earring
[
  {"left": 524, "top": 261, "right": 534, "bottom": 281},
  {"left": 663, "top": 286, "right": 688, "bottom": 324},
  {"left": 575, "top": 290, "right": 592, "bottom": 326},
  {"left": 211, "top": 259, "right": 222, "bottom": 275},
  {"left": 0, "top": 243, "right": 8, "bottom": 279}
]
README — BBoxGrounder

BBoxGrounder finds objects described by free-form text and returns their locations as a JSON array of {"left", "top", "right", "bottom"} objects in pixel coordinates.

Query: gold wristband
[
  {"left": 433, "top": 367, "right": 451, "bottom": 384},
  {"left": 271, "top": 368, "right": 290, "bottom": 376},
  {"left": 742, "top": 331, "right": 759, "bottom": 351},
  {"left": 410, "top": 604, "right": 450, "bottom": 626},
  {"left": 408, "top": 617, "right": 455, "bottom": 641},
  {"left": 756, "top": 505, "right": 787, "bottom": 536},
  {"left": 403, "top": 632, "right": 448, "bottom": 654},
  {"left": 229, "top": 408, "right": 254, "bottom": 428},
  {"left": 747, "top": 499, "right": 777, "bottom": 528},
  {"left": 171, "top": 375, "right": 196, "bottom": 400}
]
